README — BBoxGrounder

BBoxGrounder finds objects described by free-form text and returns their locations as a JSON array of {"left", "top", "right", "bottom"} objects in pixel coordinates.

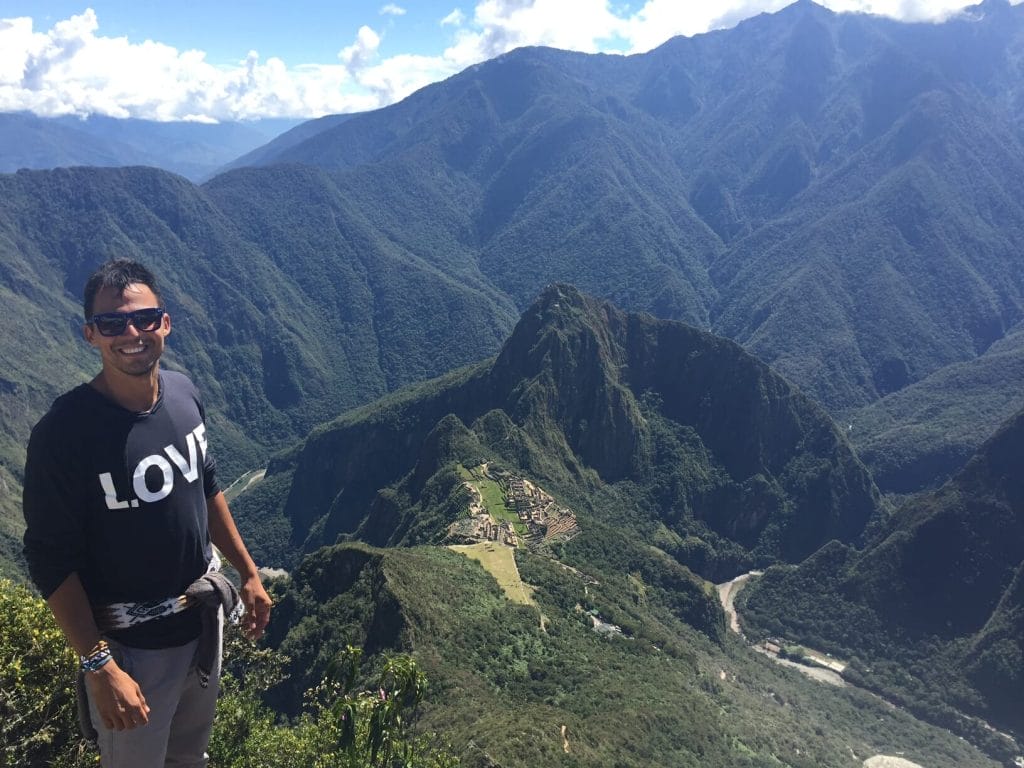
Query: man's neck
[{"left": 91, "top": 368, "right": 161, "bottom": 413}]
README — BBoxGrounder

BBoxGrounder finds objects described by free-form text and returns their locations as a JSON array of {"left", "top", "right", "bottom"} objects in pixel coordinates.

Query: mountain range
[
  {"left": 2, "top": 2, "right": 1024, "bottom": 761},
  {"left": 246, "top": 0, "right": 1024, "bottom": 416},
  {"left": 2, "top": 2, "right": 1024, "bottom": 560},
  {"left": 247, "top": 287, "right": 1007, "bottom": 766},
  {"left": 0, "top": 112, "right": 301, "bottom": 181}
]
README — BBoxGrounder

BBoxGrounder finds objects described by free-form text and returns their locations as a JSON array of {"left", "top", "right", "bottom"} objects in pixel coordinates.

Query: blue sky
[
  {"left": 6, "top": 1, "right": 464, "bottom": 65},
  {"left": 0, "top": 0, "right": 1013, "bottom": 122}
]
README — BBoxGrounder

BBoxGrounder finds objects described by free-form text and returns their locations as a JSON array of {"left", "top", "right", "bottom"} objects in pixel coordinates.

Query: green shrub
[
  {"left": 0, "top": 579, "right": 89, "bottom": 768},
  {"left": 210, "top": 633, "right": 459, "bottom": 768}
]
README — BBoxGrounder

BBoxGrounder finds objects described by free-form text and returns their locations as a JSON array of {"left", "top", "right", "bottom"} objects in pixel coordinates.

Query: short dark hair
[{"left": 83, "top": 259, "right": 162, "bottom": 319}]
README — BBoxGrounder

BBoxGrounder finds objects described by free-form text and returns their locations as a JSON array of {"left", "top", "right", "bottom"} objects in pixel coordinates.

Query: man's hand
[
  {"left": 240, "top": 575, "right": 272, "bottom": 640},
  {"left": 207, "top": 490, "right": 272, "bottom": 640},
  {"left": 85, "top": 660, "right": 150, "bottom": 731}
]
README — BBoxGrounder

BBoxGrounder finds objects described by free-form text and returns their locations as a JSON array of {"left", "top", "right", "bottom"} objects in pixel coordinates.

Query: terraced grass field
[{"left": 449, "top": 542, "right": 535, "bottom": 606}]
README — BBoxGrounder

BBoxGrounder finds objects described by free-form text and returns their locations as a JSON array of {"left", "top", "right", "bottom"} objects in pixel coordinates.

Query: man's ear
[{"left": 83, "top": 323, "right": 97, "bottom": 347}]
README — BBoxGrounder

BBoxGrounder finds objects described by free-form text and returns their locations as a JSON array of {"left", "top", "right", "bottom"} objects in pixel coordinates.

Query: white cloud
[
  {"left": 453, "top": 0, "right": 625, "bottom": 61},
  {"left": 441, "top": 8, "right": 467, "bottom": 26},
  {"left": 2, "top": 0, "right": 1017, "bottom": 121},
  {"left": 338, "top": 25, "right": 381, "bottom": 71},
  {"left": 821, "top": 0, "right": 982, "bottom": 21},
  {"left": 0, "top": 9, "right": 378, "bottom": 120},
  {"left": 356, "top": 52, "right": 454, "bottom": 102},
  {"left": 621, "top": 0, "right": 788, "bottom": 52}
]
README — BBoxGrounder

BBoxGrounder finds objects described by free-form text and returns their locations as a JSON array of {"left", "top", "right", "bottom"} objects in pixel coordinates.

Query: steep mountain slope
[
  {"left": 257, "top": 540, "right": 999, "bottom": 768},
  {"left": 850, "top": 324, "right": 1024, "bottom": 493},
  {"left": 243, "top": 0, "right": 1024, "bottom": 413},
  {"left": 741, "top": 405, "right": 1024, "bottom": 740},
  {"left": 238, "top": 286, "right": 881, "bottom": 580},
  {"left": 0, "top": 165, "right": 516, "bottom": 575}
]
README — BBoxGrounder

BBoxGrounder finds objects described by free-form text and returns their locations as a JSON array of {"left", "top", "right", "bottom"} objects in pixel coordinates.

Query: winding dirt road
[{"left": 717, "top": 570, "right": 845, "bottom": 687}]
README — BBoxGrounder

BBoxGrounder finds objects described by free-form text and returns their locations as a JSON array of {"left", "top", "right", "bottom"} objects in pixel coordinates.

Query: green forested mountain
[
  {"left": 238, "top": 286, "right": 881, "bottom": 577},
  {"left": 4, "top": 1, "right": 1024, "bottom": 573},
  {"left": 850, "top": 324, "right": 1024, "bottom": 493},
  {"left": 741, "top": 404, "right": 1024, "bottom": 741},
  {"left": 254, "top": 0, "right": 1024, "bottom": 414},
  {"left": 245, "top": 288, "right": 1004, "bottom": 766}
]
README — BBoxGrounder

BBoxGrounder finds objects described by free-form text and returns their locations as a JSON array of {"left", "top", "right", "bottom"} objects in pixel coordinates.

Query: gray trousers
[{"left": 88, "top": 629, "right": 222, "bottom": 768}]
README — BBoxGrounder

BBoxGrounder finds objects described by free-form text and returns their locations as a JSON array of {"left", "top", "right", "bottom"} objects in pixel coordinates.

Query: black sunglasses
[{"left": 88, "top": 308, "right": 166, "bottom": 337}]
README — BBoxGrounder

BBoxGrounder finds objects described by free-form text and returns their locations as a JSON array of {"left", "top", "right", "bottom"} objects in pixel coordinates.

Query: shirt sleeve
[
  {"left": 22, "top": 416, "right": 88, "bottom": 598},
  {"left": 196, "top": 393, "right": 219, "bottom": 499}
]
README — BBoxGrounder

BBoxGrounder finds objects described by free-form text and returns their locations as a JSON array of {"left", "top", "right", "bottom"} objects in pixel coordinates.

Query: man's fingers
[
  {"left": 135, "top": 688, "right": 150, "bottom": 720},
  {"left": 242, "top": 595, "right": 272, "bottom": 638}
]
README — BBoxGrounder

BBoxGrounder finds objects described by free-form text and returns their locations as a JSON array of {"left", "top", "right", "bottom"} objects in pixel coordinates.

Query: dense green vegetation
[
  {"left": 0, "top": 577, "right": 458, "bottom": 768},
  {"left": 246, "top": 287, "right": 881, "bottom": 582},
  {"left": 260, "top": 542, "right": 1001, "bottom": 767},
  {"left": 0, "top": 579, "right": 81, "bottom": 768},
  {"left": 740, "top": 406, "right": 1024, "bottom": 757},
  {"left": 849, "top": 325, "right": 1024, "bottom": 492}
]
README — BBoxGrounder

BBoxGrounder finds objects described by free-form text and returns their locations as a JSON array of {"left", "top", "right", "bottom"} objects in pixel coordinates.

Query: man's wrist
[
  {"left": 234, "top": 562, "right": 261, "bottom": 582},
  {"left": 80, "top": 639, "right": 113, "bottom": 673},
  {"left": 83, "top": 657, "right": 121, "bottom": 683}
]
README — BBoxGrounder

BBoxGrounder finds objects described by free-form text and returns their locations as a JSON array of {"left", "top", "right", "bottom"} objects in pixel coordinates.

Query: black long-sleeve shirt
[{"left": 23, "top": 370, "right": 219, "bottom": 648}]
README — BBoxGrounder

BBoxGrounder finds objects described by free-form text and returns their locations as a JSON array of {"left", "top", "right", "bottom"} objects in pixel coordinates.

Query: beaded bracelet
[{"left": 80, "top": 639, "right": 113, "bottom": 673}]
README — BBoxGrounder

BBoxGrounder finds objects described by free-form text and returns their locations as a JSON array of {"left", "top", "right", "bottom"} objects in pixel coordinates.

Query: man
[{"left": 22, "top": 258, "right": 272, "bottom": 767}]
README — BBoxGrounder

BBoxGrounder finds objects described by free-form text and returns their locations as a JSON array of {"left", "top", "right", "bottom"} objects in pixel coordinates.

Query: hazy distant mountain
[
  {"left": 0, "top": 112, "right": 300, "bottom": 180},
  {"left": 215, "top": 113, "right": 356, "bottom": 174}
]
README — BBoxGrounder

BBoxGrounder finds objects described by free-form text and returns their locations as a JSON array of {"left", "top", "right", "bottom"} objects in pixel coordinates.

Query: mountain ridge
[
  {"left": 237, "top": 286, "right": 881, "bottom": 583},
  {"left": 4, "top": 0, "right": 1024, "bottom": 571}
]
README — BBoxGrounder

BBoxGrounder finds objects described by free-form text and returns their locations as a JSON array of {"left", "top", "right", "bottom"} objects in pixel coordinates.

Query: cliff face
[
  {"left": 488, "top": 285, "right": 880, "bottom": 563},
  {"left": 256, "top": 285, "right": 880, "bottom": 578}
]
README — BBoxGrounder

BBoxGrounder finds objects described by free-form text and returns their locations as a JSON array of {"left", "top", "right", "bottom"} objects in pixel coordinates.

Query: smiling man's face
[{"left": 84, "top": 283, "right": 171, "bottom": 378}]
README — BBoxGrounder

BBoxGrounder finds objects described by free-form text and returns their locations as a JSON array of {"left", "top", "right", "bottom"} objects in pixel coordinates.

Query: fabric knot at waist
[{"left": 94, "top": 564, "right": 243, "bottom": 686}]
